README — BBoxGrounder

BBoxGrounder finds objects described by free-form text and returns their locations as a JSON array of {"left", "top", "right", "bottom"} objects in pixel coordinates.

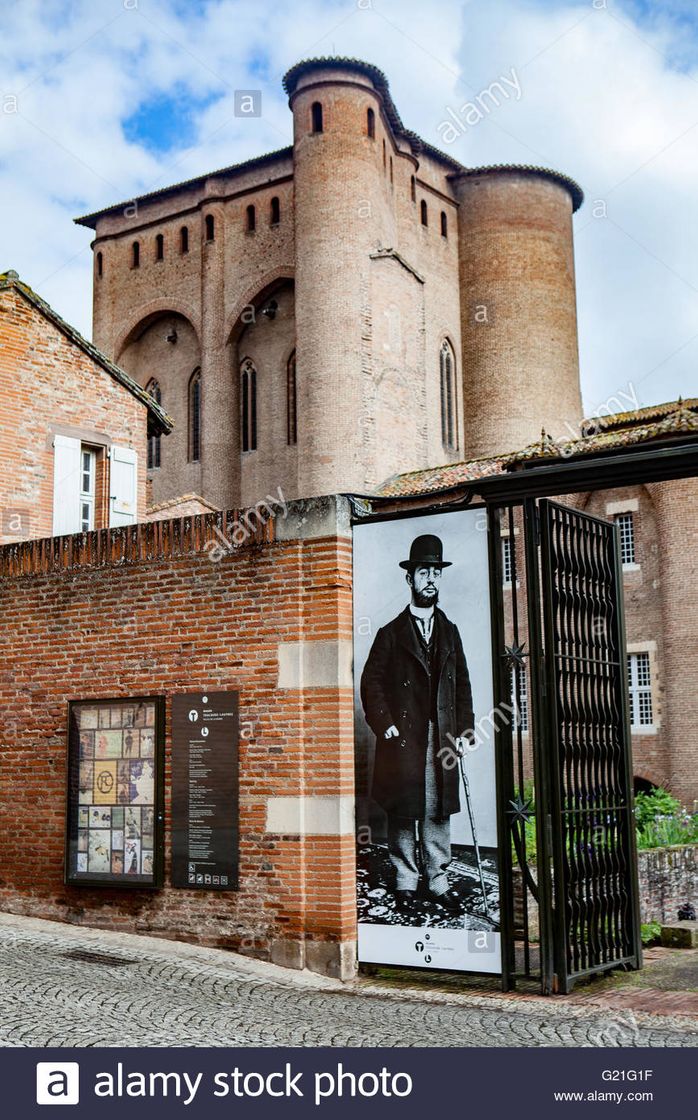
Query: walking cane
[{"left": 459, "top": 752, "right": 490, "bottom": 919}]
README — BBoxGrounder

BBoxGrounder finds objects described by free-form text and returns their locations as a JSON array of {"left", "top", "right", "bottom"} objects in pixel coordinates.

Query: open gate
[
  {"left": 491, "top": 497, "right": 642, "bottom": 995},
  {"left": 538, "top": 500, "right": 642, "bottom": 993}
]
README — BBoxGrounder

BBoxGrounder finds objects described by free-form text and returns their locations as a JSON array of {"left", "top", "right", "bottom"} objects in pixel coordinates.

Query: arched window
[
  {"left": 420, "top": 200, "right": 428, "bottom": 226},
  {"left": 205, "top": 214, "right": 215, "bottom": 241},
  {"left": 188, "top": 368, "right": 201, "bottom": 462},
  {"left": 311, "top": 101, "right": 323, "bottom": 133},
  {"left": 180, "top": 226, "right": 189, "bottom": 253},
  {"left": 96, "top": 251, "right": 103, "bottom": 278},
  {"left": 155, "top": 233, "right": 164, "bottom": 260},
  {"left": 270, "top": 196, "right": 280, "bottom": 224},
  {"left": 390, "top": 157, "right": 393, "bottom": 185},
  {"left": 246, "top": 204, "right": 256, "bottom": 232},
  {"left": 440, "top": 340, "right": 457, "bottom": 452},
  {"left": 382, "top": 139, "right": 386, "bottom": 168},
  {"left": 367, "top": 107, "right": 375, "bottom": 139},
  {"left": 286, "top": 350, "right": 297, "bottom": 446},
  {"left": 132, "top": 241, "right": 140, "bottom": 268},
  {"left": 146, "top": 380, "right": 161, "bottom": 468},
  {"left": 240, "top": 359, "right": 257, "bottom": 452},
  {"left": 440, "top": 211, "right": 448, "bottom": 238},
  {"left": 410, "top": 175, "right": 416, "bottom": 202}
]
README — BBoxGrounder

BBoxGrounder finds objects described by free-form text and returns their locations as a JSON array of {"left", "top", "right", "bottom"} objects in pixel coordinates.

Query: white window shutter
[
  {"left": 52, "top": 434, "right": 81, "bottom": 536},
  {"left": 109, "top": 445, "right": 138, "bottom": 527}
]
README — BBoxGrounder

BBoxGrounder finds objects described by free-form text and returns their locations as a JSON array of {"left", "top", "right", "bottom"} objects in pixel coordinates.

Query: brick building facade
[
  {"left": 75, "top": 57, "right": 584, "bottom": 512},
  {"left": 0, "top": 270, "right": 171, "bottom": 544}
]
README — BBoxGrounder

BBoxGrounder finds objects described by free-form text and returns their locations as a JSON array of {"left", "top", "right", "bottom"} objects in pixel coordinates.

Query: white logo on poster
[
  {"left": 188, "top": 710, "right": 198, "bottom": 722},
  {"left": 202, "top": 695, "right": 208, "bottom": 703},
  {"left": 201, "top": 727, "right": 209, "bottom": 737},
  {"left": 36, "top": 1062, "right": 80, "bottom": 1105}
]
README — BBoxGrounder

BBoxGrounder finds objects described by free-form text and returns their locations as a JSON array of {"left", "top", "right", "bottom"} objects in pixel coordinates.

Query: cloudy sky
[{"left": 1, "top": 0, "right": 696, "bottom": 415}]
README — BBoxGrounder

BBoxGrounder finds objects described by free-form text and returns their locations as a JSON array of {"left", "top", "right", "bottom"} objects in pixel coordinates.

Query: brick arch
[
  {"left": 224, "top": 268, "right": 295, "bottom": 347},
  {"left": 114, "top": 300, "right": 202, "bottom": 362}
]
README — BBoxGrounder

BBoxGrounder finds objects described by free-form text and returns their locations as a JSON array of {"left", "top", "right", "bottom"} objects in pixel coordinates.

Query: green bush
[
  {"left": 641, "top": 921, "right": 662, "bottom": 946},
  {"left": 634, "top": 788, "right": 698, "bottom": 850}
]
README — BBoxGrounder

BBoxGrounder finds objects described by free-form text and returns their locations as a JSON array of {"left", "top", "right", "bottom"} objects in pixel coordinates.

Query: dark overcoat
[{"left": 360, "top": 605, "right": 475, "bottom": 819}]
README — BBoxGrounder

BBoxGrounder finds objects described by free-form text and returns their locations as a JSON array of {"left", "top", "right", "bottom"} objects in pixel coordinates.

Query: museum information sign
[
  {"left": 171, "top": 691, "right": 239, "bottom": 889},
  {"left": 65, "top": 696, "right": 164, "bottom": 888}
]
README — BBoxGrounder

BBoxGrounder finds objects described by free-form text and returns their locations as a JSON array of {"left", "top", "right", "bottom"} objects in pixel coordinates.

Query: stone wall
[{"left": 637, "top": 845, "right": 697, "bottom": 925}]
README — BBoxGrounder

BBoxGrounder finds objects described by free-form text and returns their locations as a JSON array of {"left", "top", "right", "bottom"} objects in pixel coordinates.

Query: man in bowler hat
[{"left": 360, "top": 534, "right": 475, "bottom": 914}]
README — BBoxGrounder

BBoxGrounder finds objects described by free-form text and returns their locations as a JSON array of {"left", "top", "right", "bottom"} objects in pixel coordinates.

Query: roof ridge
[{"left": 0, "top": 272, "right": 173, "bottom": 434}]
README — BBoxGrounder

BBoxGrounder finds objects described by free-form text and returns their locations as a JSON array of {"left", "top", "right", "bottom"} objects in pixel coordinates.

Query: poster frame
[
  {"left": 63, "top": 694, "right": 165, "bottom": 890},
  {"left": 351, "top": 499, "right": 512, "bottom": 984}
]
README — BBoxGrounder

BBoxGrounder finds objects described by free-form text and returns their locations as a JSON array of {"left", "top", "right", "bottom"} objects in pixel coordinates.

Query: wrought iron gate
[
  {"left": 490, "top": 497, "right": 642, "bottom": 994},
  {"left": 537, "top": 499, "right": 642, "bottom": 993}
]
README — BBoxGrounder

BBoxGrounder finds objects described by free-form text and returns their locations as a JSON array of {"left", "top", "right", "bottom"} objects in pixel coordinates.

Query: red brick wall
[
  {"left": 0, "top": 502, "right": 356, "bottom": 975},
  {"left": 0, "top": 284, "right": 148, "bottom": 543}
]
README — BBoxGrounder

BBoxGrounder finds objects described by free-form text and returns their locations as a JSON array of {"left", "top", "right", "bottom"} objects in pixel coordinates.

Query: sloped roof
[
  {"left": 75, "top": 57, "right": 583, "bottom": 229},
  {"left": 0, "top": 270, "right": 173, "bottom": 435},
  {"left": 378, "top": 398, "right": 698, "bottom": 497}
]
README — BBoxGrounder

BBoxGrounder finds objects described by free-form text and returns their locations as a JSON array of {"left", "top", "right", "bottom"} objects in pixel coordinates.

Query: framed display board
[
  {"left": 171, "top": 691, "right": 239, "bottom": 890},
  {"left": 64, "top": 696, "right": 165, "bottom": 888},
  {"left": 353, "top": 507, "right": 502, "bottom": 975}
]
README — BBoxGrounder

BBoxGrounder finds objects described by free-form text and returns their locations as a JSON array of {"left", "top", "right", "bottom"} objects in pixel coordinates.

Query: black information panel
[{"left": 171, "top": 691, "right": 239, "bottom": 890}]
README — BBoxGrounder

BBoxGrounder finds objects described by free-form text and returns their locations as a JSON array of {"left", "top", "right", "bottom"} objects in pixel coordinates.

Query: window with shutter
[
  {"left": 109, "top": 446, "right": 138, "bottom": 527},
  {"left": 52, "top": 434, "right": 82, "bottom": 536}
]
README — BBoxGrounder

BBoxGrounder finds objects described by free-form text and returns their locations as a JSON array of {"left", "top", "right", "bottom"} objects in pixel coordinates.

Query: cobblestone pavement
[{"left": 1, "top": 914, "right": 697, "bottom": 1048}]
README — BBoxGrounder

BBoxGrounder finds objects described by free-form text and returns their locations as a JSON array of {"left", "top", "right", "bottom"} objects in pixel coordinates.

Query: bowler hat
[{"left": 399, "top": 534, "right": 452, "bottom": 570}]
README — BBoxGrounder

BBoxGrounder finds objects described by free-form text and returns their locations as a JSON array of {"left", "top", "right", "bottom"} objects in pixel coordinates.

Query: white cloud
[{"left": 1, "top": 0, "right": 696, "bottom": 413}]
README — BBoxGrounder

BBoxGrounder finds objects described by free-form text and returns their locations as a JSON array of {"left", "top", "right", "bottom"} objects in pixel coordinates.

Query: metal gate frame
[{"left": 534, "top": 499, "right": 642, "bottom": 993}]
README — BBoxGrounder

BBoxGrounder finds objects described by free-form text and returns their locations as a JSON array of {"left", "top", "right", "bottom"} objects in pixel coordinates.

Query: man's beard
[{"left": 413, "top": 586, "right": 439, "bottom": 608}]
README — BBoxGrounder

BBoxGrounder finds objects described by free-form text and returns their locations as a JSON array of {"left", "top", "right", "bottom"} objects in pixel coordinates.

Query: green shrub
[
  {"left": 634, "top": 787, "right": 698, "bottom": 850},
  {"left": 641, "top": 921, "right": 662, "bottom": 946}
]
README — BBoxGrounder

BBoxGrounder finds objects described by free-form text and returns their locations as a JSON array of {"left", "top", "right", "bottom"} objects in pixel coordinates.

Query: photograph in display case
[{"left": 65, "top": 697, "right": 164, "bottom": 888}]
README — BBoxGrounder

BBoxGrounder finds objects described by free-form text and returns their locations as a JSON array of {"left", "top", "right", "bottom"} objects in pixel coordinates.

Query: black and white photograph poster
[{"left": 354, "top": 509, "right": 501, "bottom": 974}]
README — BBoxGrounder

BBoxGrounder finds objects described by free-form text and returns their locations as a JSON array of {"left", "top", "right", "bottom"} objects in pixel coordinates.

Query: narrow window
[
  {"left": 502, "top": 537, "right": 513, "bottom": 585},
  {"left": 241, "top": 359, "right": 257, "bottom": 452},
  {"left": 382, "top": 139, "right": 386, "bottom": 168},
  {"left": 79, "top": 447, "right": 96, "bottom": 532},
  {"left": 246, "top": 204, "right": 256, "bottom": 232},
  {"left": 270, "top": 196, "right": 280, "bottom": 225},
  {"left": 615, "top": 512, "right": 636, "bottom": 565},
  {"left": 205, "top": 214, "right": 215, "bottom": 241},
  {"left": 146, "top": 380, "right": 161, "bottom": 468},
  {"left": 511, "top": 668, "right": 529, "bottom": 733},
  {"left": 188, "top": 368, "right": 201, "bottom": 462},
  {"left": 155, "top": 233, "right": 164, "bottom": 260},
  {"left": 440, "top": 339, "right": 457, "bottom": 451},
  {"left": 410, "top": 175, "right": 416, "bottom": 202},
  {"left": 180, "top": 226, "right": 189, "bottom": 253},
  {"left": 287, "top": 350, "right": 297, "bottom": 446},
  {"left": 367, "top": 107, "right": 375, "bottom": 139},
  {"left": 441, "top": 211, "right": 448, "bottom": 238},
  {"left": 420, "top": 200, "right": 428, "bottom": 226},
  {"left": 96, "top": 251, "right": 103, "bottom": 278},
  {"left": 628, "top": 652, "right": 653, "bottom": 728},
  {"left": 311, "top": 101, "right": 323, "bottom": 133},
  {"left": 132, "top": 241, "right": 140, "bottom": 268},
  {"left": 390, "top": 157, "right": 393, "bottom": 185}
]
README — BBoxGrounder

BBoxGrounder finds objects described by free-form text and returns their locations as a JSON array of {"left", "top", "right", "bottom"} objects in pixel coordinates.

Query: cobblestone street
[{"left": 0, "top": 914, "right": 696, "bottom": 1048}]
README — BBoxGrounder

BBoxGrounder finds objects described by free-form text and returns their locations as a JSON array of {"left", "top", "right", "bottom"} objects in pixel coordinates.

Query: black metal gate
[{"left": 537, "top": 499, "right": 642, "bottom": 993}]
